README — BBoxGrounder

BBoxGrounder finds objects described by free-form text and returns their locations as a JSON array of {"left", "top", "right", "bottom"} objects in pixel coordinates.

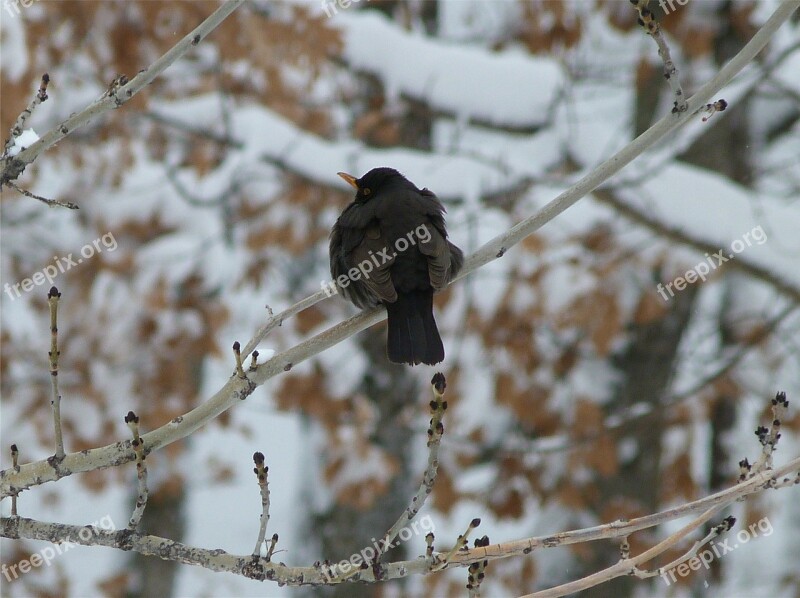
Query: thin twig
[
  {"left": 329, "top": 373, "right": 450, "bottom": 583},
  {"left": 47, "top": 287, "right": 65, "bottom": 460},
  {"left": 125, "top": 411, "right": 149, "bottom": 530},
  {"left": 10, "top": 445, "right": 19, "bottom": 517},
  {"left": 265, "top": 533, "right": 279, "bottom": 562},
  {"left": 3, "top": 73, "right": 50, "bottom": 155},
  {"left": 750, "top": 391, "right": 789, "bottom": 477},
  {"left": 232, "top": 341, "right": 245, "bottom": 378},
  {"left": 241, "top": 291, "right": 329, "bottom": 358},
  {"left": 252, "top": 452, "right": 270, "bottom": 557},
  {"left": 632, "top": 516, "right": 735, "bottom": 580},
  {"left": 4, "top": 180, "right": 79, "bottom": 210},
  {"left": 630, "top": 0, "right": 687, "bottom": 113},
  {"left": 432, "top": 518, "right": 481, "bottom": 572},
  {"left": 375, "top": 373, "right": 447, "bottom": 561},
  {"left": 248, "top": 350, "right": 260, "bottom": 371}
]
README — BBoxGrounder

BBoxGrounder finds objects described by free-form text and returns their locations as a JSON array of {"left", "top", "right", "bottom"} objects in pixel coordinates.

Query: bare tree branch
[
  {"left": 0, "top": 0, "right": 245, "bottom": 190},
  {"left": 630, "top": 0, "right": 688, "bottom": 113},
  {"left": 251, "top": 452, "right": 270, "bottom": 558},
  {"left": 2, "top": 73, "right": 50, "bottom": 155},
  {"left": 375, "top": 374, "right": 447, "bottom": 562},
  {"left": 526, "top": 405, "right": 798, "bottom": 598},
  {"left": 47, "top": 287, "right": 65, "bottom": 460},
  {"left": 2, "top": 455, "right": 797, "bottom": 586},
  {"left": 3, "top": 180, "right": 79, "bottom": 210},
  {"left": 125, "top": 412, "right": 148, "bottom": 531}
]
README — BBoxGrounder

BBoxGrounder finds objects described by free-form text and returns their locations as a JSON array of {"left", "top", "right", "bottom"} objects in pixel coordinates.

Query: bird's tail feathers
[{"left": 385, "top": 290, "right": 444, "bottom": 366}]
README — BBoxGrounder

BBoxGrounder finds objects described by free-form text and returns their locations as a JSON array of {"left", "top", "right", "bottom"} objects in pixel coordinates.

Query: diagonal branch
[
  {"left": 376, "top": 374, "right": 447, "bottom": 562},
  {"left": 3, "top": 73, "right": 50, "bottom": 154},
  {"left": 526, "top": 503, "right": 729, "bottom": 598},
  {"left": 630, "top": 0, "right": 687, "bottom": 113}
]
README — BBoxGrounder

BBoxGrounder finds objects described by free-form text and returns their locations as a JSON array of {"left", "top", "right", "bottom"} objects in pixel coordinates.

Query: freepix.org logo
[
  {"left": 656, "top": 225, "right": 767, "bottom": 302},
  {"left": 325, "top": 515, "right": 434, "bottom": 579},
  {"left": 320, "top": 0, "right": 371, "bottom": 19},
  {"left": 660, "top": 516, "right": 773, "bottom": 585},
  {"left": 321, "top": 223, "right": 432, "bottom": 297},
  {"left": 3, "top": 232, "right": 118, "bottom": 301},
  {"left": 1, "top": 515, "right": 116, "bottom": 581}
]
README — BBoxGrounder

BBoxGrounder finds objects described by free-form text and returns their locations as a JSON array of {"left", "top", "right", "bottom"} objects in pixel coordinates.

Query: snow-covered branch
[{"left": 2, "top": 73, "right": 49, "bottom": 156}]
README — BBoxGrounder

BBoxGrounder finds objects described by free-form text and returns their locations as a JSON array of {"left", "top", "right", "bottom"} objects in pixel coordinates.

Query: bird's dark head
[{"left": 337, "top": 167, "right": 415, "bottom": 202}]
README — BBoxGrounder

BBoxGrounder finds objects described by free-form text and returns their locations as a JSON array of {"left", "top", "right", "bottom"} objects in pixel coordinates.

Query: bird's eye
[{"left": 362, "top": 188, "right": 371, "bottom": 195}]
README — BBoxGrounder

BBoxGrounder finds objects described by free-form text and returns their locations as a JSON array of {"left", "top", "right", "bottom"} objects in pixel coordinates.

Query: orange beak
[{"left": 337, "top": 171, "right": 359, "bottom": 190}]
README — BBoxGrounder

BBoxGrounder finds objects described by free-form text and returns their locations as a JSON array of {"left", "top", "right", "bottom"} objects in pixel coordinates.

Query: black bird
[{"left": 330, "top": 168, "right": 463, "bottom": 365}]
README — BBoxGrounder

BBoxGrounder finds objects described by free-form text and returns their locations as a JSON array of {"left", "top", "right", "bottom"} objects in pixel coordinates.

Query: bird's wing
[
  {"left": 330, "top": 218, "right": 374, "bottom": 308},
  {"left": 447, "top": 241, "right": 464, "bottom": 279},
  {"left": 411, "top": 193, "right": 455, "bottom": 290},
  {"left": 417, "top": 223, "right": 451, "bottom": 290},
  {"left": 332, "top": 202, "right": 399, "bottom": 305},
  {"left": 347, "top": 221, "right": 397, "bottom": 303}
]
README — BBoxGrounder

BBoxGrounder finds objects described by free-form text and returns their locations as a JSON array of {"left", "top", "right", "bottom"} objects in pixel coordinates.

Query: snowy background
[{"left": 2, "top": 1, "right": 799, "bottom": 596}]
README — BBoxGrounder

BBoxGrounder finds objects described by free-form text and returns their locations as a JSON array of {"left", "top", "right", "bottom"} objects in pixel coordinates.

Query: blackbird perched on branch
[{"left": 330, "top": 168, "right": 463, "bottom": 365}]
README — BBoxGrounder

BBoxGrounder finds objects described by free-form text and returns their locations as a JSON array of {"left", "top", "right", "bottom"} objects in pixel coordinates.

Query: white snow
[
  {"left": 337, "top": 11, "right": 564, "bottom": 129},
  {"left": 6, "top": 128, "right": 39, "bottom": 157}
]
